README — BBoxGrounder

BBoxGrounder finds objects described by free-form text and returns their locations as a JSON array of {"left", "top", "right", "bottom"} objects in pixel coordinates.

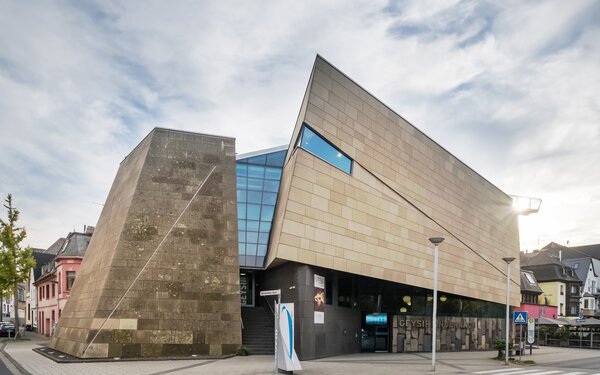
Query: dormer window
[{"left": 524, "top": 273, "right": 536, "bottom": 285}]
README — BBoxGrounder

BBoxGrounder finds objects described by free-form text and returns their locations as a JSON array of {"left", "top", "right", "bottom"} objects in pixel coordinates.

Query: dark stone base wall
[
  {"left": 259, "top": 262, "right": 506, "bottom": 358},
  {"left": 260, "top": 263, "right": 361, "bottom": 360},
  {"left": 393, "top": 315, "right": 504, "bottom": 352}
]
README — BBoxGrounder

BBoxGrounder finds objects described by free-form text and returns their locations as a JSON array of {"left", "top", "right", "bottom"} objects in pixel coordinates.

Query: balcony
[{"left": 582, "top": 308, "right": 596, "bottom": 317}]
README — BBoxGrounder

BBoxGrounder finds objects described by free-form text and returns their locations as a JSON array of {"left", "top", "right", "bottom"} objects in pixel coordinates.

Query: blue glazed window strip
[{"left": 300, "top": 126, "right": 352, "bottom": 174}]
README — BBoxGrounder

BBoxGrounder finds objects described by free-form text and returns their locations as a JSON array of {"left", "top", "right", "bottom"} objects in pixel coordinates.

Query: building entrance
[{"left": 361, "top": 313, "right": 390, "bottom": 352}]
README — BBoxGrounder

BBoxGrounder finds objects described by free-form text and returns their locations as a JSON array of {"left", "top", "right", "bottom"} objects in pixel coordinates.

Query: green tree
[{"left": 0, "top": 194, "right": 36, "bottom": 339}]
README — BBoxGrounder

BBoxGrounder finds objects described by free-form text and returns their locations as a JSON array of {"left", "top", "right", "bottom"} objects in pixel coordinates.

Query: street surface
[
  {"left": 473, "top": 368, "right": 600, "bottom": 375},
  {"left": 1, "top": 334, "right": 600, "bottom": 375}
]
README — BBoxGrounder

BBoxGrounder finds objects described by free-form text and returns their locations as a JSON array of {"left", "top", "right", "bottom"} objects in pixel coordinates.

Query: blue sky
[{"left": 1, "top": 0, "right": 599, "bottom": 252}]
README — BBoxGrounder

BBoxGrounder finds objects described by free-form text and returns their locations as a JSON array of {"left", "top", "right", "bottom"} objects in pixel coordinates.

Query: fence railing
[{"left": 539, "top": 332, "right": 600, "bottom": 349}]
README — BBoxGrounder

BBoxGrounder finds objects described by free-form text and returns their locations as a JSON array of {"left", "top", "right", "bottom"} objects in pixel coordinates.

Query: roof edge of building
[
  {"left": 236, "top": 145, "right": 288, "bottom": 160},
  {"left": 122, "top": 127, "right": 236, "bottom": 164},
  {"left": 315, "top": 53, "right": 513, "bottom": 199}
]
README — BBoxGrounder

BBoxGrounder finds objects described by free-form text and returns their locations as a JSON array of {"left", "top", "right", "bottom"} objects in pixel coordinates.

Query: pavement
[{"left": 1, "top": 333, "right": 600, "bottom": 375}]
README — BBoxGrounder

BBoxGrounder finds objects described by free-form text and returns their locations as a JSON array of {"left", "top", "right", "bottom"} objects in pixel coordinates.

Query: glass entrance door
[{"left": 362, "top": 313, "right": 389, "bottom": 352}]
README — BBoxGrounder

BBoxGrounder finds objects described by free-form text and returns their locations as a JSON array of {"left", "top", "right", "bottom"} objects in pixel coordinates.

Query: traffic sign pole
[
  {"left": 519, "top": 325, "right": 522, "bottom": 361},
  {"left": 260, "top": 289, "right": 281, "bottom": 375},
  {"left": 512, "top": 312, "right": 528, "bottom": 360}
]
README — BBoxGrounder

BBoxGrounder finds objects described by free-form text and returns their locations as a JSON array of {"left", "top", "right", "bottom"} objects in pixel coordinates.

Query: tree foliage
[{"left": 0, "top": 194, "right": 36, "bottom": 338}]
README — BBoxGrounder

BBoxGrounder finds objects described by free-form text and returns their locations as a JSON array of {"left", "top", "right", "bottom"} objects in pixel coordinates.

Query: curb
[
  {"left": 0, "top": 341, "right": 32, "bottom": 375},
  {"left": 33, "top": 346, "right": 233, "bottom": 363}
]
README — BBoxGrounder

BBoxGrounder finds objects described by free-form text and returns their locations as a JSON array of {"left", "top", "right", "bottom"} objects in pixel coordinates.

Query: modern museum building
[{"left": 50, "top": 56, "right": 520, "bottom": 360}]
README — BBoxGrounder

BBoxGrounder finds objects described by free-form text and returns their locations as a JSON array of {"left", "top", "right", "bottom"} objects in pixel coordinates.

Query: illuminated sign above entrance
[{"left": 365, "top": 314, "right": 387, "bottom": 325}]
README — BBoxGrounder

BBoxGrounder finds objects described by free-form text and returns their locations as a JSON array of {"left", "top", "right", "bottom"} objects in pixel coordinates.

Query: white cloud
[{"left": 0, "top": 0, "right": 598, "bottom": 252}]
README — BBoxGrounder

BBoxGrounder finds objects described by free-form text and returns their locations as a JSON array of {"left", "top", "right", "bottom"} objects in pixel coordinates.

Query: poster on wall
[{"left": 314, "top": 274, "right": 325, "bottom": 324}]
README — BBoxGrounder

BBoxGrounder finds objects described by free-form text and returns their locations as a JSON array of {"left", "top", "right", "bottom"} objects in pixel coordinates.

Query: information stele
[{"left": 527, "top": 318, "right": 535, "bottom": 344}]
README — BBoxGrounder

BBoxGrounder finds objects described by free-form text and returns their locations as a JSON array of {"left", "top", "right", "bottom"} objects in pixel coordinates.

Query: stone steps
[{"left": 242, "top": 306, "right": 275, "bottom": 355}]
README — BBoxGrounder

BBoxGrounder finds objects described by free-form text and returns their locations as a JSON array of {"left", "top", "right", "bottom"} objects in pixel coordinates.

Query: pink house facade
[
  {"left": 34, "top": 231, "right": 91, "bottom": 336},
  {"left": 519, "top": 303, "right": 559, "bottom": 319}
]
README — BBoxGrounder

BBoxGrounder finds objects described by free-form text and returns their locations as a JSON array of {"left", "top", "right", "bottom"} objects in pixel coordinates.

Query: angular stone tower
[{"left": 50, "top": 128, "right": 241, "bottom": 358}]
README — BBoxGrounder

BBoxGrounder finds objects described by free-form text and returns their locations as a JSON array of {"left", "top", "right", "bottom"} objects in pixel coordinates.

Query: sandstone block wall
[
  {"left": 50, "top": 128, "right": 240, "bottom": 358},
  {"left": 268, "top": 55, "right": 521, "bottom": 307}
]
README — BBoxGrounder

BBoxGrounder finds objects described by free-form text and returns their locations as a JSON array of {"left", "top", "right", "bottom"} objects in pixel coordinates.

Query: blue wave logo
[{"left": 282, "top": 306, "right": 293, "bottom": 360}]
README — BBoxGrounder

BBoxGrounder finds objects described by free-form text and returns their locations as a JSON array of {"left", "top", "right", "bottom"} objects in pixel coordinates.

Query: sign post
[
  {"left": 513, "top": 311, "right": 527, "bottom": 361},
  {"left": 260, "top": 289, "right": 281, "bottom": 375},
  {"left": 527, "top": 318, "right": 535, "bottom": 355},
  {"left": 576, "top": 318, "right": 585, "bottom": 348}
]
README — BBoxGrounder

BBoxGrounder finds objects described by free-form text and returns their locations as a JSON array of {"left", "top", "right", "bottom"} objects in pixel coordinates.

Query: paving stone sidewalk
[{"left": 1, "top": 333, "right": 598, "bottom": 375}]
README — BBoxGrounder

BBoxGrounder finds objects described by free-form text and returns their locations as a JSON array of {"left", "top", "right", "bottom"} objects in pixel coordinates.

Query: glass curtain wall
[{"left": 237, "top": 149, "right": 286, "bottom": 268}]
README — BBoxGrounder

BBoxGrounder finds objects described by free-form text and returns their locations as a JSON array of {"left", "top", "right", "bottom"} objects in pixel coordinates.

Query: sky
[{"left": 0, "top": 0, "right": 598, "bottom": 253}]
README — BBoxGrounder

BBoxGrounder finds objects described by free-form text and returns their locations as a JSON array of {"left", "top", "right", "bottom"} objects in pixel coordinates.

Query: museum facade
[{"left": 50, "top": 56, "right": 520, "bottom": 359}]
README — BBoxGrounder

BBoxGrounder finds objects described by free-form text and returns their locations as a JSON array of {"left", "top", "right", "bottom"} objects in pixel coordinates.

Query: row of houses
[
  {"left": 24, "top": 233, "right": 600, "bottom": 335},
  {"left": 23, "top": 227, "right": 93, "bottom": 335},
  {"left": 519, "top": 242, "right": 600, "bottom": 320}
]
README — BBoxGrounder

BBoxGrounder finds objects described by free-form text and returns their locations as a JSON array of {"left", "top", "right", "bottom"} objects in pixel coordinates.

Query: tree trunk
[{"left": 13, "top": 285, "right": 19, "bottom": 339}]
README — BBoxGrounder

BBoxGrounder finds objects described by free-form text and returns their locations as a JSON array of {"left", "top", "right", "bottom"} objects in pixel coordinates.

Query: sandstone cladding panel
[
  {"left": 268, "top": 56, "right": 521, "bottom": 306},
  {"left": 50, "top": 128, "right": 240, "bottom": 358}
]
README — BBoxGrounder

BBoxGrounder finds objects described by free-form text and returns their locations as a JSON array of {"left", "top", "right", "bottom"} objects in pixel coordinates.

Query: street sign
[
  {"left": 527, "top": 318, "right": 535, "bottom": 331},
  {"left": 260, "top": 289, "right": 281, "bottom": 296},
  {"left": 513, "top": 311, "right": 528, "bottom": 324}
]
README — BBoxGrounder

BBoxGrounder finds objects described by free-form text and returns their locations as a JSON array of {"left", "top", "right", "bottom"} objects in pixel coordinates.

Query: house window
[
  {"left": 46, "top": 285, "right": 49, "bottom": 299},
  {"left": 584, "top": 299, "right": 589, "bottom": 309},
  {"left": 66, "top": 271, "right": 76, "bottom": 290},
  {"left": 570, "top": 305, "right": 578, "bottom": 315},
  {"left": 571, "top": 285, "right": 579, "bottom": 294},
  {"left": 560, "top": 303, "right": 564, "bottom": 315},
  {"left": 560, "top": 285, "right": 564, "bottom": 295},
  {"left": 299, "top": 125, "right": 352, "bottom": 174},
  {"left": 521, "top": 293, "right": 537, "bottom": 305},
  {"left": 524, "top": 273, "right": 536, "bottom": 284},
  {"left": 52, "top": 283, "right": 55, "bottom": 298}
]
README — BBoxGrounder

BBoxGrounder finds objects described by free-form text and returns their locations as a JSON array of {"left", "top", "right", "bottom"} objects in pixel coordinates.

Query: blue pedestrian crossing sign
[{"left": 513, "top": 311, "right": 528, "bottom": 324}]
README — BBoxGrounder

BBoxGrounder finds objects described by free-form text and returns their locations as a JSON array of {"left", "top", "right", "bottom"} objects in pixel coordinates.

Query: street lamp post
[
  {"left": 502, "top": 257, "right": 516, "bottom": 366},
  {"left": 429, "top": 237, "right": 444, "bottom": 372}
]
